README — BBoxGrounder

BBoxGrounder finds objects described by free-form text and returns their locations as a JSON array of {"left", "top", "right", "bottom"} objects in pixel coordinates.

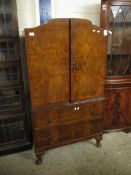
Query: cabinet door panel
[
  {"left": 0, "top": 114, "right": 27, "bottom": 144},
  {"left": 71, "top": 19, "right": 106, "bottom": 102},
  {"left": 0, "top": 0, "right": 18, "bottom": 35},
  {"left": 0, "top": 87, "right": 23, "bottom": 112},
  {"left": 0, "top": 38, "right": 18, "bottom": 61},
  {"left": 25, "top": 19, "right": 70, "bottom": 108},
  {"left": 0, "top": 63, "right": 20, "bottom": 85}
]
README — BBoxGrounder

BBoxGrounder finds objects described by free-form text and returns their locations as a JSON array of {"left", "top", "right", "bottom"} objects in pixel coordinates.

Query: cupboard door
[
  {"left": 71, "top": 19, "right": 106, "bottom": 102},
  {"left": 25, "top": 19, "right": 70, "bottom": 108}
]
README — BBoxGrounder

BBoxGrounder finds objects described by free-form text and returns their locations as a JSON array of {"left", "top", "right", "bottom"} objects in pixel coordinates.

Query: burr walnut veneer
[{"left": 25, "top": 19, "right": 106, "bottom": 164}]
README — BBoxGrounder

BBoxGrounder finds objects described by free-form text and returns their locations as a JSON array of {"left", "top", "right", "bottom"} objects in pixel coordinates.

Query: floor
[{"left": 0, "top": 132, "right": 131, "bottom": 175}]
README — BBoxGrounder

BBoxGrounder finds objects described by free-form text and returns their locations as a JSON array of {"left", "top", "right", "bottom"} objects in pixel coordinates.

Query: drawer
[
  {"left": 35, "top": 119, "right": 103, "bottom": 148},
  {"left": 33, "top": 101, "right": 104, "bottom": 129}
]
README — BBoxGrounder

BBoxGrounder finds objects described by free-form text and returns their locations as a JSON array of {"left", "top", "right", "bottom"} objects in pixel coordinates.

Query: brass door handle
[
  {"left": 72, "top": 63, "right": 79, "bottom": 72},
  {"left": 74, "top": 106, "right": 80, "bottom": 111},
  {"left": 45, "top": 115, "right": 51, "bottom": 123}
]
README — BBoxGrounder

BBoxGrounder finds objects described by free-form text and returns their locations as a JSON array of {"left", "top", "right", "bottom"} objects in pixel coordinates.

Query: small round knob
[{"left": 74, "top": 107, "right": 77, "bottom": 111}]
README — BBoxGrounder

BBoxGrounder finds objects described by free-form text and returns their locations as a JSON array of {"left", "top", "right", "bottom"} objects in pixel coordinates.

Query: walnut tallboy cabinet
[
  {"left": 25, "top": 19, "right": 106, "bottom": 164},
  {"left": 100, "top": 0, "right": 131, "bottom": 131}
]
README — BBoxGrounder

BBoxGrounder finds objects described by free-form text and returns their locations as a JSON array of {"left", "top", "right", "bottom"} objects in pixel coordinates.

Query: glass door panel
[
  {"left": 0, "top": 115, "right": 26, "bottom": 144},
  {"left": 0, "top": 0, "right": 17, "bottom": 35},
  {"left": 107, "top": 5, "right": 131, "bottom": 76},
  {"left": 4, "top": 0, "right": 12, "bottom": 10},
  {"left": 0, "top": 88, "right": 22, "bottom": 111},
  {"left": 0, "top": 64, "right": 20, "bottom": 85},
  {"left": 124, "top": 7, "right": 131, "bottom": 53},
  {"left": 112, "top": 7, "right": 124, "bottom": 54},
  {"left": 0, "top": 39, "right": 18, "bottom": 60}
]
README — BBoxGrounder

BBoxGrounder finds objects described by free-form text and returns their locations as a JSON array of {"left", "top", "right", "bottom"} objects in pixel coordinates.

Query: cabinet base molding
[
  {"left": 35, "top": 133, "right": 103, "bottom": 165},
  {"left": 104, "top": 127, "right": 131, "bottom": 134}
]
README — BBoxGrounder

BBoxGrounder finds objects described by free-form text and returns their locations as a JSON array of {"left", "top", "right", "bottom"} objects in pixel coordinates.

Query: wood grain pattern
[
  {"left": 105, "top": 80, "right": 131, "bottom": 130},
  {"left": 33, "top": 100, "right": 105, "bottom": 129},
  {"left": 25, "top": 19, "right": 70, "bottom": 108},
  {"left": 71, "top": 19, "right": 106, "bottom": 102},
  {"left": 25, "top": 18, "right": 106, "bottom": 164},
  {"left": 35, "top": 119, "right": 103, "bottom": 149}
]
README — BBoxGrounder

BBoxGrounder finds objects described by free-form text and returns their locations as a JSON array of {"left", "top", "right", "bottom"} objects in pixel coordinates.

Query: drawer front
[
  {"left": 33, "top": 101, "right": 104, "bottom": 129},
  {"left": 35, "top": 119, "right": 103, "bottom": 148}
]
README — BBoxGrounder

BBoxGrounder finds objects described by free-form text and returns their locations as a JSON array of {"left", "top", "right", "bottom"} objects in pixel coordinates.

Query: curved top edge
[{"left": 24, "top": 18, "right": 104, "bottom": 32}]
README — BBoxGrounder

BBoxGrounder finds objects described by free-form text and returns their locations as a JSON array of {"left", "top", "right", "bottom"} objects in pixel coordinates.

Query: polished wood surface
[
  {"left": 105, "top": 87, "right": 131, "bottom": 130},
  {"left": 25, "top": 18, "right": 106, "bottom": 164},
  {"left": 71, "top": 19, "right": 106, "bottom": 102},
  {"left": 35, "top": 119, "right": 103, "bottom": 149},
  {"left": 100, "top": 0, "right": 110, "bottom": 29},
  {"left": 25, "top": 19, "right": 70, "bottom": 108},
  {"left": 33, "top": 100, "right": 104, "bottom": 129}
]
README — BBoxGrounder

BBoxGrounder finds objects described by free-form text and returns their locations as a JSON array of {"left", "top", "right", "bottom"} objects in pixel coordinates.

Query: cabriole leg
[
  {"left": 95, "top": 134, "right": 103, "bottom": 148},
  {"left": 36, "top": 154, "right": 42, "bottom": 165}
]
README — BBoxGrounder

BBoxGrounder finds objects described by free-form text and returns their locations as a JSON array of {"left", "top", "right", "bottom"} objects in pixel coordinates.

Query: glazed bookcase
[
  {"left": 100, "top": 0, "right": 131, "bottom": 131},
  {"left": 0, "top": 0, "right": 32, "bottom": 155}
]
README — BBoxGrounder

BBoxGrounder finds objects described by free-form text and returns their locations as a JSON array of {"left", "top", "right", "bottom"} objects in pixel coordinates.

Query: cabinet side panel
[
  {"left": 71, "top": 19, "right": 106, "bottom": 102},
  {"left": 105, "top": 87, "right": 131, "bottom": 130},
  {"left": 25, "top": 19, "right": 70, "bottom": 108}
]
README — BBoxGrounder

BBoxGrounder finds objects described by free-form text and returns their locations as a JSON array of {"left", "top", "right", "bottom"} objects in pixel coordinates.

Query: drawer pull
[
  {"left": 90, "top": 109, "right": 96, "bottom": 116},
  {"left": 74, "top": 107, "right": 77, "bottom": 111},
  {"left": 77, "top": 107, "right": 80, "bottom": 110},
  {"left": 74, "top": 107, "right": 80, "bottom": 111},
  {"left": 46, "top": 116, "right": 51, "bottom": 123}
]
